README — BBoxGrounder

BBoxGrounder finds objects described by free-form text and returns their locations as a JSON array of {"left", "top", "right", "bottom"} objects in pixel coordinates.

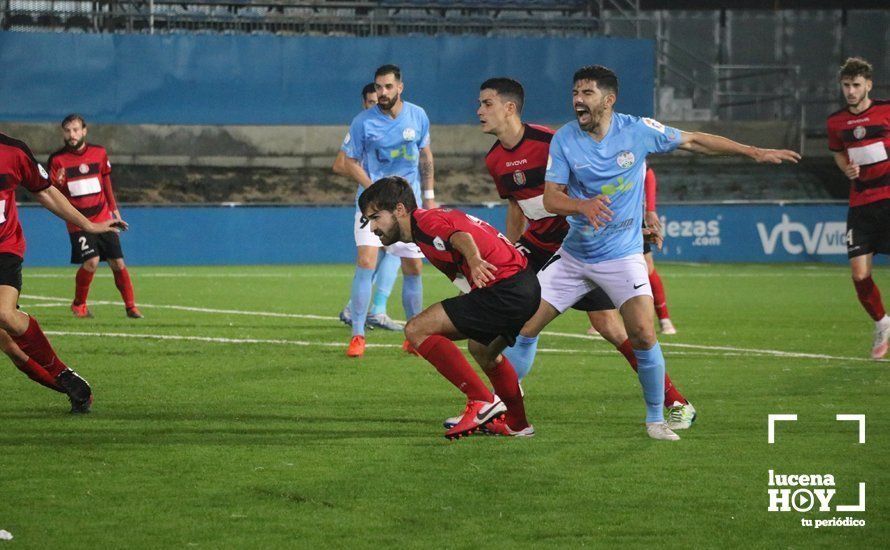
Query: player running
[
  {"left": 359, "top": 176, "right": 536, "bottom": 439},
  {"left": 340, "top": 65, "right": 436, "bottom": 357},
  {"left": 334, "top": 83, "right": 404, "bottom": 332},
  {"left": 1, "top": 131, "right": 123, "bottom": 412},
  {"left": 826, "top": 57, "right": 890, "bottom": 359},
  {"left": 519, "top": 65, "right": 799, "bottom": 440},
  {"left": 642, "top": 166, "right": 677, "bottom": 335},
  {"left": 48, "top": 114, "right": 142, "bottom": 319},
  {"left": 471, "top": 77, "right": 695, "bottom": 430}
]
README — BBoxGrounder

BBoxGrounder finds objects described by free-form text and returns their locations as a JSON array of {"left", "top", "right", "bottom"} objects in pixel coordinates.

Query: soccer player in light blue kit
[
  {"left": 334, "top": 83, "right": 404, "bottom": 332},
  {"left": 339, "top": 64, "right": 437, "bottom": 358},
  {"left": 511, "top": 65, "right": 800, "bottom": 439}
]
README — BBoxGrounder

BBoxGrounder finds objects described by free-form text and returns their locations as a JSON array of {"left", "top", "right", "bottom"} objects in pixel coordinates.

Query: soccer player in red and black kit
[
  {"left": 476, "top": 78, "right": 695, "bottom": 429},
  {"left": 0, "top": 131, "right": 123, "bottom": 412},
  {"left": 827, "top": 57, "right": 890, "bottom": 359},
  {"left": 48, "top": 114, "right": 142, "bottom": 319},
  {"left": 359, "top": 176, "right": 536, "bottom": 439},
  {"left": 642, "top": 166, "right": 677, "bottom": 335}
]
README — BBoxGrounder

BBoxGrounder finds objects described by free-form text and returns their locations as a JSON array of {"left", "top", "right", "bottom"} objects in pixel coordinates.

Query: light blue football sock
[
  {"left": 369, "top": 252, "right": 400, "bottom": 316},
  {"left": 402, "top": 274, "right": 423, "bottom": 320},
  {"left": 633, "top": 342, "right": 666, "bottom": 423},
  {"left": 349, "top": 267, "right": 374, "bottom": 336},
  {"left": 503, "top": 334, "right": 539, "bottom": 380}
]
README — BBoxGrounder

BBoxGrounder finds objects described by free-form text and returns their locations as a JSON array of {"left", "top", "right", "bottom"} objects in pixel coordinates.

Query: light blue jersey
[
  {"left": 341, "top": 100, "right": 430, "bottom": 206},
  {"left": 545, "top": 113, "right": 681, "bottom": 263}
]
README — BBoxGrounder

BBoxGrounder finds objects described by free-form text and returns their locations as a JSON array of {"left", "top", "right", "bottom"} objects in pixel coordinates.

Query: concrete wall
[{"left": 2, "top": 120, "right": 812, "bottom": 171}]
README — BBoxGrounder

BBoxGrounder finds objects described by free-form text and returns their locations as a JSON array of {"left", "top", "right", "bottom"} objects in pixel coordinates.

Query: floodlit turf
[{"left": 1, "top": 262, "right": 887, "bottom": 548}]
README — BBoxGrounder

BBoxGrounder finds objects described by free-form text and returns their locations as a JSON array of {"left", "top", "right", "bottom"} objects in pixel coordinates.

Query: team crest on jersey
[
  {"left": 38, "top": 163, "right": 48, "bottom": 179},
  {"left": 513, "top": 170, "right": 527, "bottom": 186},
  {"left": 853, "top": 126, "right": 866, "bottom": 140},
  {"left": 78, "top": 163, "right": 89, "bottom": 174},
  {"left": 617, "top": 151, "right": 635, "bottom": 169},
  {"left": 403, "top": 128, "right": 417, "bottom": 142},
  {"left": 433, "top": 236, "right": 447, "bottom": 251}
]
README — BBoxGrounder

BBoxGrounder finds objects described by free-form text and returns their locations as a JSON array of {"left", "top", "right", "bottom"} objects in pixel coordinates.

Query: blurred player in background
[
  {"left": 472, "top": 77, "right": 694, "bottom": 431},
  {"left": 642, "top": 165, "right": 677, "bottom": 335},
  {"left": 48, "top": 114, "right": 142, "bottom": 319},
  {"left": 339, "top": 65, "right": 436, "bottom": 357},
  {"left": 1, "top": 131, "right": 123, "bottom": 412},
  {"left": 827, "top": 57, "right": 890, "bottom": 359},
  {"left": 360, "top": 176, "right": 535, "bottom": 439},
  {"left": 334, "top": 83, "right": 404, "bottom": 332}
]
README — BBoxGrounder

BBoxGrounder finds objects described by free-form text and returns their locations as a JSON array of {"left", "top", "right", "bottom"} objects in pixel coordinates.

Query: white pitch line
[
  {"left": 26, "top": 273, "right": 302, "bottom": 279},
  {"left": 22, "top": 294, "right": 885, "bottom": 363},
  {"left": 21, "top": 294, "right": 339, "bottom": 321}
]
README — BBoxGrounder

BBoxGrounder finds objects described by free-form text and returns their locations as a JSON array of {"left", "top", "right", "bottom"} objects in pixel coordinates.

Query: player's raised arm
[
  {"left": 677, "top": 131, "right": 801, "bottom": 164},
  {"left": 32, "top": 186, "right": 123, "bottom": 234},
  {"left": 448, "top": 231, "right": 497, "bottom": 288},
  {"left": 542, "top": 182, "right": 613, "bottom": 230}
]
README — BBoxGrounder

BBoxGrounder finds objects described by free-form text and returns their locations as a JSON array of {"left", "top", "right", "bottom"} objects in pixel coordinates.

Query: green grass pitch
[{"left": 0, "top": 262, "right": 887, "bottom": 548}]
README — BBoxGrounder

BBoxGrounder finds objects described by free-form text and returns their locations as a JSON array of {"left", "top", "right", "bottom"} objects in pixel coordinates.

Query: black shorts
[
  {"left": 0, "top": 253, "right": 23, "bottom": 292},
  {"left": 847, "top": 199, "right": 890, "bottom": 259},
  {"left": 515, "top": 236, "right": 615, "bottom": 312},
  {"left": 441, "top": 268, "right": 541, "bottom": 347},
  {"left": 69, "top": 231, "right": 124, "bottom": 264}
]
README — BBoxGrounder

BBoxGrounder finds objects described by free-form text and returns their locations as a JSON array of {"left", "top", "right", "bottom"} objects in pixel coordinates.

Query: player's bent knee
[{"left": 403, "top": 318, "right": 427, "bottom": 348}]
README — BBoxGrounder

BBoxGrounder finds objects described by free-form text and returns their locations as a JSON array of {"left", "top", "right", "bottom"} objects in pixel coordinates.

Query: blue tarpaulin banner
[
  {"left": 0, "top": 31, "right": 654, "bottom": 125},
  {"left": 16, "top": 203, "right": 884, "bottom": 267}
]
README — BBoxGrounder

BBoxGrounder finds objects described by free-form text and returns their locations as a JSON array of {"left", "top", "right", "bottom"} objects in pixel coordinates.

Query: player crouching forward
[{"left": 360, "top": 176, "right": 536, "bottom": 439}]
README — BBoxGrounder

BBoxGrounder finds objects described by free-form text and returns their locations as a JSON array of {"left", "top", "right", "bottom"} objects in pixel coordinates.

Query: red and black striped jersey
[
  {"left": 410, "top": 208, "right": 527, "bottom": 292},
  {"left": 485, "top": 124, "right": 569, "bottom": 253},
  {"left": 48, "top": 143, "right": 116, "bottom": 233},
  {"left": 827, "top": 99, "right": 890, "bottom": 207},
  {"left": 0, "top": 133, "right": 52, "bottom": 258},
  {"left": 644, "top": 166, "right": 657, "bottom": 211}
]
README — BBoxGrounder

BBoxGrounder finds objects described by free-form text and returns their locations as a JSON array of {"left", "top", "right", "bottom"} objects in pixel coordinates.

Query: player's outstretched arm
[
  {"left": 678, "top": 131, "right": 801, "bottom": 164},
  {"left": 449, "top": 231, "right": 497, "bottom": 288},
  {"left": 542, "top": 182, "right": 613, "bottom": 230},
  {"left": 33, "top": 186, "right": 123, "bottom": 234}
]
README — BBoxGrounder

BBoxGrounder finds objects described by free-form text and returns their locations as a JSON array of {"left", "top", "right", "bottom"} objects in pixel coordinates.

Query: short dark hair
[
  {"left": 374, "top": 64, "right": 401, "bottom": 81},
  {"left": 573, "top": 65, "right": 619, "bottom": 97},
  {"left": 61, "top": 113, "right": 86, "bottom": 128},
  {"left": 358, "top": 176, "right": 417, "bottom": 216},
  {"left": 839, "top": 57, "right": 873, "bottom": 82},
  {"left": 361, "top": 83, "right": 376, "bottom": 99},
  {"left": 480, "top": 77, "right": 525, "bottom": 114}
]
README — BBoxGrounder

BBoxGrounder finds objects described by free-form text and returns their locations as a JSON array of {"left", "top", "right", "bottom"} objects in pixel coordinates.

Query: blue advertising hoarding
[{"left": 16, "top": 203, "right": 885, "bottom": 267}]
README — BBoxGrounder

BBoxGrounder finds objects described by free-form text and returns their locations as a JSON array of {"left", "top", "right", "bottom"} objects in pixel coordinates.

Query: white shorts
[
  {"left": 353, "top": 210, "right": 423, "bottom": 259},
  {"left": 537, "top": 249, "right": 652, "bottom": 312}
]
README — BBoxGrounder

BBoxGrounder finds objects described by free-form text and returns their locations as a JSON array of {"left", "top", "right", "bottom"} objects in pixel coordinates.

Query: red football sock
[
  {"left": 649, "top": 268, "right": 670, "bottom": 320},
  {"left": 853, "top": 277, "right": 886, "bottom": 321},
  {"left": 617, "top": 338, "right": 687, "bottom": 404},
  {"left": 11, "top": 316, "right": 69, "bottom": 378},
  {"left": 485, "top": 356, "right": 529, "bottom": 430},
  {"left": 664, "top": 375, "right": 687, "bottom": 405},
  {"left": 113, "top": 268, "right": 136, "bottom": 309},
  {"left": 73, "top": 267, "right": 94, "bottom": 306},
  {"left": 617, "top": 339, "right": 638, "bottom": 371},
  {"left": 12, "top": 356, "right": 64, "bottom": 393},
  {"left": 416, "top": 335, "right": 492, "bottom": 402}
]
